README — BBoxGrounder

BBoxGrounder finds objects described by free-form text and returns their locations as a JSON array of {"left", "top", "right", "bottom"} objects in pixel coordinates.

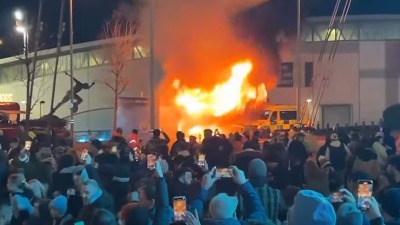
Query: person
[
  {"left": 0, "top": 129, "right": 10, "bottom": 151},
  {"left": 90, "top": 209, "right": 117, "bottom": 225},
  {"left": 239, "top": 159, "right": 286, "bottom": 225},
  {"left": 191, "top": 166, "right": 272, "bottom": 224},
  {"left": 145, "top": 129, "right": 170, "bottom": 155},
  {"left": 49, "top": 195, "right": 74, "bottom": 225},
  {"left": 7, "top": 174, "right": 33, "bottom": 225},
  {"left": 303, "top": 153, "right": 330, "bottom": 196},
  {"left": 128, "top": 129, "right": 140, "bottom": 149},
  {"left": 379, "top": 188, "right": 400, "bottom": 225},
  {"left": 51, "top": 73, "right": 95, "bottom": 114},
  {"left": 137, "top": 161, "right": 173, "bottom": 225},
  {"left": 287, "top": 133, "right": 308, "bottom": 187},
  {"left": 170, "top": 131, "right": 190, "bottom": 158},
  {"left": 383, "top": 104, "right": 400, "bottom": 154},
  {"left": 243, "top": 131, "right": 261, "bottom": 151},
  {"left": 76, "top": 179, "right": 114, "bottom": 224}
]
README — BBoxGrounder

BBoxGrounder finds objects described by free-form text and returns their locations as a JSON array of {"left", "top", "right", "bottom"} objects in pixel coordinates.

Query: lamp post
[
  {"left": 39, "top": 100, "right": 45, "bottom": 117},
  {"left": 295, "top": 0, "right": 301, "bottom": 124},
  {"left": 69, "top": 0, "right": 75, "bottom": 143},
  {"left": 14, "top": 10, "right": 29, "bottom": 55},
  {"left": 149, "top": 0, "right": 156, "bottom": 129}
]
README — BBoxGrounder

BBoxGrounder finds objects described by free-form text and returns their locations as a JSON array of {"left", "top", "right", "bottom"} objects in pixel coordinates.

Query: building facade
[{"left": 271, "top": 14, "right": 400, "bottom": 127}]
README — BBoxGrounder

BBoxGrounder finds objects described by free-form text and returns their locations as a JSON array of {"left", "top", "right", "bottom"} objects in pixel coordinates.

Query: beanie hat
[
  {"left": 209, "top": 193, "right": 238, "bottom": 219},
  {"left": 289, "top": 190, "right": 336, "bottom": 225},
  {"left": 380, "top": 188, "right": 400, "bottom": 219},
  {"left": 50, "top": 195, "right": 68, "bottom": 216},
  {"left": 248, "top": 158, "right": 267, "bottom": 178},
  {"left": 336, "top": 203, "right": 363, "bottom": 225}
]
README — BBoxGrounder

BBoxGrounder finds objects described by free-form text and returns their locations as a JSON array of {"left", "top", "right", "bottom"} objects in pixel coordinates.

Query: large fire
[{"left": 173, "top": 60, "right": 267, "bottom": 137}]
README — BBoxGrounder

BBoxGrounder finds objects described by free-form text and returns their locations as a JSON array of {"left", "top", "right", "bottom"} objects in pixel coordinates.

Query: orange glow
[{"left": 174, "top": 60, "right": 267, "bottom": 118}]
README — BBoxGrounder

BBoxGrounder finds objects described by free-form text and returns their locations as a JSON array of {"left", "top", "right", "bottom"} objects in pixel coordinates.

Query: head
[
  {"left": 152, "top": 129, "right": 161, "bottom": 138},
  {"left": 138, "top": 183, "right": 156, "bottom": 209},
  {"left": 346, "top": 171, "right": 370, "bottom": 195},
  {"left": 7, "top": 174, "right": 24, "bottom": 192},
  {"left": 175, "top": 167, "right": 193, "bottom": 185},
  {"left": 248, "top": 158, "right": 267, "bottom": 179},
  {"left": 189, "top": 135, "right": 196, "bottom": 144},
  {"left": 375, "top": 135, "right": 384, "bottom": 144},
  {"left": 253, "top": 131, "right": 260, "bottom": 139},
  {"left": 383, "top": 104, "right": 400, "bottom": 140},
  {"left": 380, "top": 188, "right": 400, "bottom": 220},
  {"left": 81, "top": 179, "right": 101, "bottom": 205},
  {"left": 49, "top": 195, "right": 68, "bottom": 218},
  {"left": 204, "top": 129, "right": 213, "bottom": 139},
  {"left": 132, "top": 129, "right": 138, "bottom": 135},
  {"left": 287, "top": 190, "right": 336, "bottom": 225},
  {"left": 119, "top": 203, "right": 149, "bottom": 225},
  {"left": 116, "top": 128, "right": 123, "bottom": 135},
  {"left": 209, "top": 193, "right": 238, "bottom": 219},
  {"left": 92, "top": 209, "right": 117, "bottom": 225},
  {"left": 176, "top": 131, "right": 185, "bottom": 141}
]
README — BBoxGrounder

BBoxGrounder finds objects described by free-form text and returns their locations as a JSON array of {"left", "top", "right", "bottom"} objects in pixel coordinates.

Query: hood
[{"left": 248, "top": 158, "right": 267, "bottom": 178}]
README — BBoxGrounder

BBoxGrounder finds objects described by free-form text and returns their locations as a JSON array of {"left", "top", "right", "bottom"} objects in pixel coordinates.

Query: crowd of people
[{"left": 0, "top": 104, "right": 399, "bottom": 225}]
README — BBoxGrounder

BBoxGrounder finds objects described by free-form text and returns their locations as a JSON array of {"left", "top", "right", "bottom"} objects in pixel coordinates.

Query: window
[
  {"left": 279, "top": 111, "right": 297, "bottom": 121},
  {"left": 259, "top": 110, "right": 271, "bottom": 120},
  {"left": 305, "top": 62, "right": 313, "bottom": 87}
]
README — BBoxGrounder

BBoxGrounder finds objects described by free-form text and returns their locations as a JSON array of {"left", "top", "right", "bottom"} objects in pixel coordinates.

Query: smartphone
[
  {"left": 216, "top": 168, "right": 232, "bottom": 178},
  {"left": 147, "top": 154, "right": 156, "bottom": 170},
  {"left": 198, "top": 154, "right": 206, "bottom": 167},
  {"left": 74, "top": 222, "right": 84, "bottom": 225},
  {"left": 81, "top": 149, "right": 88, "bottom": 161},
  {"left": 24, "top": 141, "right": 32, "bottom": 151},
  {"left": 173, "top": 196, "right": 187, "bottom": 221},
  {"left": 330, "top": 192, "right": 343, "bottom": 203},
  {"left": 357, "top": 180, "right": 373, "bottom": 210},
  {"left": 111, "top": 146, "right": 117, "bottom": 153}
]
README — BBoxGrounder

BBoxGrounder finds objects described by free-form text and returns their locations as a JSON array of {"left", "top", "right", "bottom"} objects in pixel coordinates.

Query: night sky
[{"left": 0, "top": 0, "right": 400, "bottom": 58}]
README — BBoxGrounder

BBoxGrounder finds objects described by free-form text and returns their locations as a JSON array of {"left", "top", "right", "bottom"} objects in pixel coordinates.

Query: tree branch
[{"left": 118, "top": 84, "right": 127, "bottom": 96}]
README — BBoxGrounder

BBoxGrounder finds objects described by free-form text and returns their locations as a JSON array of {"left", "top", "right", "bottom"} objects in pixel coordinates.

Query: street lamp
[
  {"left": 14, "top": 10, "right": 29, "bottom": 55},
  {"left": 69, "top": 0, "right": 75, "bottom": 144},
  {"left": 14, "top": 10, "right": 24, "bottom": 21}
]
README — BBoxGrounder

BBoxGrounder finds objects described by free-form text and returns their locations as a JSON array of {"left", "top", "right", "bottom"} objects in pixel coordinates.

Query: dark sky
[{"left": 0, "top": 0, "right": 400, "bottom": 58}]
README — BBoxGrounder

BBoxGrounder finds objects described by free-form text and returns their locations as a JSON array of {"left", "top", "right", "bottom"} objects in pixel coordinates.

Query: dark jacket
[
  {"left": 153, "top": 177, "right": 173, "bottom": 225},
  {"left": 76, "top": 191, "right": 114, "bottom": 225},
  {"left": 192, "top": 182, "right": 272, "bottom": 225},
  {"left": 53, "top": 214, "right": 74, "bottom": 225}
]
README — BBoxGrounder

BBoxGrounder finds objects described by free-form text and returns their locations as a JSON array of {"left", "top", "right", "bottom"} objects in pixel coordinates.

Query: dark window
[
  {"left": 279, "top": 111, "right": 297, "bottom": 121},
  {"left": 305, "top": 62, "right": 313, "bottom": 87}
]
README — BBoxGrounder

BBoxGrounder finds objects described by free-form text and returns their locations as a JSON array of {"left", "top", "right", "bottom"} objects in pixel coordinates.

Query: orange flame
[{"left": 174, "top": 60, "right": 267, "bottom": 118}]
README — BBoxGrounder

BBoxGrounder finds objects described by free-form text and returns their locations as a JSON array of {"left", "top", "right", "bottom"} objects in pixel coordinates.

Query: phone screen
[
  {"left": 173, "top": 196, "right": 187, "bottom": 221},
  {"left": 357, "top": 180, "right": 373, "bottom": 210},
  {"left": 147, "top": 154, "right": 156, "bottom": 170},
  {"left": 198, "top": 154, "right": 206, "bottom": 166},
  {"left": 216, "top": 168, "right": 232, "bottom": 178},
  {"left": 74, "top": 221, "right": 84, "bottom": 225},
  {"left": 24, "top": 141, "right": 32, "bottom": 151}
]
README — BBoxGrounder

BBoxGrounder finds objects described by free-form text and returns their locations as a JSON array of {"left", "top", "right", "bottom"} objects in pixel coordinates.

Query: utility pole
[
  {"left": 69, "top": 0, "right": 75, "bottom": 144},
  {"left": 149, "top": 0, "right": 156, "bottom": 129},
  {"left": 295, "top": 0, "right": 302, "bottom": 125}
]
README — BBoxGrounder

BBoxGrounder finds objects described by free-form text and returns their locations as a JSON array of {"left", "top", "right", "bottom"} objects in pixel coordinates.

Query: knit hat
[
  {"left": 336, "top": 203, "right": 363, "bottom": 225},
  {"left": 49, "top": 195, "right": 68, "bottom": 216},
  {"left": 209, "top": 193, "right": 238, "bottom": 219},
  {"left": 288, "top": 190, "right": 336, "bottom": 225},
  {"left": 248, "top": 158, "right": 267, "bottom": 178},
  {"left": 380, "top": 188, "right": 400, "bottom": 218}
]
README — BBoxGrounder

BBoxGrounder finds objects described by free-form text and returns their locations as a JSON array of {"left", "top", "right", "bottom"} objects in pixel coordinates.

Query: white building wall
[{"left": 0, "top": 57, "right": 151, "bottom": 133}]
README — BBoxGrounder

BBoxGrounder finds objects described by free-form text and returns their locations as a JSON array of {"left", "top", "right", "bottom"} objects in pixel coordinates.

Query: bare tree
[
  {"left": 15, "top": 58, "right": 49, "bottom": 112},
  {"left": 102, "top": 17, "right": 139, "bottom": 130}
]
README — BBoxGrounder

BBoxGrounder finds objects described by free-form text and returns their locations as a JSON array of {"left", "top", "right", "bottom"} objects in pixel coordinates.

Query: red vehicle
[{"left": 0, "top": 102, "right": 25, "bottom": 139}]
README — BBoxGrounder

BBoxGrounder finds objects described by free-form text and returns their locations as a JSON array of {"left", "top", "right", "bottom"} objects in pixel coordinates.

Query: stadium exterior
[{"left": 1, "top": 15, "right": 400, "bottom": 140}]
